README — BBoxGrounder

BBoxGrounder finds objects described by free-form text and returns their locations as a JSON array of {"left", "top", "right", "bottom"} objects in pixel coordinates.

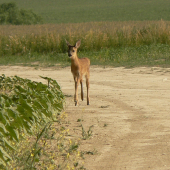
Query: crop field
[
  {"left": 0, "top": 1, "right": 169, "bottom": 67},
  {"left": 0, "top": 20, "right": 170, "bottom": 67},
  {"left": 0, "top": 0, "right": 170, "bottom": 23}
]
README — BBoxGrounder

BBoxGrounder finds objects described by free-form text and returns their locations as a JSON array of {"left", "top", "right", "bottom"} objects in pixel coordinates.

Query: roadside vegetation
[
  {"left": 0, "top": 75, "right": 88, "bottom": 169},
  {"left": 0, "top": 20, "right": 170, "bottom": 67}
]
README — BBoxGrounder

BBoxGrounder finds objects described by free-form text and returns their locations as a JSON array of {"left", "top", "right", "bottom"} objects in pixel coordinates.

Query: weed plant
[
  {"left": 8, "top": 113, "right": 85, "bottom": 170},
  {"left": 0, "top": 75, "right": 86, "bottom": 169}
]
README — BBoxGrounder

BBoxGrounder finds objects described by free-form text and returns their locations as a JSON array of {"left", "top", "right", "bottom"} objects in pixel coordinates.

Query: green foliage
[
  {"left": 0, "top": 2, "right": 43, "bottom": 25},
  {"left": 81, "top": 124, "right": 93, "bottom": 140},
  {"left": 0, "top": 74, "right": 64, "bottom": 166}
]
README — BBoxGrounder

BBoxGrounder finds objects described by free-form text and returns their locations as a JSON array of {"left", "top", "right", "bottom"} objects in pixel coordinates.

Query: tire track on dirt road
[
  {"left": 66, "top": 76, "right": 170, "bottom": 170},
  {"left": 66, "top": 86, "right": 150, "bottom": 170},
  {"left": 86, "top": 94, "right": 152, "bottom": 170}
]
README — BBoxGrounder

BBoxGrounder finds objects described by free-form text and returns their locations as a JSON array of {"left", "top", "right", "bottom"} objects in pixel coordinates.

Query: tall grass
[{"left": 0, "top": 20, "right": 170, "bottom": 56}]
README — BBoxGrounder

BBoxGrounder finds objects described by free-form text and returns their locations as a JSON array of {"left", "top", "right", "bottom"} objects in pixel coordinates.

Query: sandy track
[{"left": 1, "top": 65, "right": 170, "bottom": 170}]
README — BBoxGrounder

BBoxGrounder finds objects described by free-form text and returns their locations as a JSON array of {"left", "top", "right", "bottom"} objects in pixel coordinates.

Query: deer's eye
[{"left": 72, "top": 50, "right": 75, "bottom": 52}]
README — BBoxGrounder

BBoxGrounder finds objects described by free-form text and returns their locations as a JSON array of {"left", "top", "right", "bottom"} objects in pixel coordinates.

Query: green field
[
  {"left": 0, "top": 0, "right": 170, "bottom": 23},
  {"left": 0, "top": 20, "right": 170, "bottom": 67},
  {"left": 0, "top": 0, "right": 170, "bottom": 67}
]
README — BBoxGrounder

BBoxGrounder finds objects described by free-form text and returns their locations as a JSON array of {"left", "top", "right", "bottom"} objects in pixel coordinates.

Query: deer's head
[{"left": 66, "top": 40, "right": 81, "bottom": 59}]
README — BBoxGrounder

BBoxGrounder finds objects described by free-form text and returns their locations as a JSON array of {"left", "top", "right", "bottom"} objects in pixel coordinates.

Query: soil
[{"left": 1, "top": 65, "right": 170, "bottom": 170}]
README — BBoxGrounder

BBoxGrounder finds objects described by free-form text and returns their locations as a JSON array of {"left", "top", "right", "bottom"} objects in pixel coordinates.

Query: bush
[
  {"left": 0, "top": 2, "right": 43, "bottom": 25},
  {"left": 0, "top": 75, "right": 64, "bottom": 167},
  {"left": 0, "top": 75, "right": 86, "bottom": 169}
]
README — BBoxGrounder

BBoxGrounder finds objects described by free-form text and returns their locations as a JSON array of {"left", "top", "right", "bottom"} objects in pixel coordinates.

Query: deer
[{"left": 66, "top": 40, "right": 90, "bottom": 106}]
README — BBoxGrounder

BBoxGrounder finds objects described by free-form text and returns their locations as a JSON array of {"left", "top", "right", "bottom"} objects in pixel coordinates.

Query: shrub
[
  {"left": 0, "top": 2, "right": 43, "bottom": 25},
  {"left": 0, "top": 75, "right": 64, "bottom": 167}
]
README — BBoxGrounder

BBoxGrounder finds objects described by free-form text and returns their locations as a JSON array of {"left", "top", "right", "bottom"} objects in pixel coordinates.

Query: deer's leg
[
  {"left": 74, "top": 77, "right": 80, "bottom": 106},
  {"left": 80, "top": 79, "right": 84, "bottom": 101},
  {"left": 86, "top": 74, "right": 90, "bottom": 105}
]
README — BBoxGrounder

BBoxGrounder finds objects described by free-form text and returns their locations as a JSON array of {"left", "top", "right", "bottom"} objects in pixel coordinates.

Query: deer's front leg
[
  {"left": 74, "top": 77, "right": 80, "bottom": 106},
  {"left": 80, "top": 79, "right": 84, "bottom": 101}
]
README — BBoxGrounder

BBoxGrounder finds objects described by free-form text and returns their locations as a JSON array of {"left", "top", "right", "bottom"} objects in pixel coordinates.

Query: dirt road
[{"left": 1, "top": 65, "right": 170, "bottom": 170}]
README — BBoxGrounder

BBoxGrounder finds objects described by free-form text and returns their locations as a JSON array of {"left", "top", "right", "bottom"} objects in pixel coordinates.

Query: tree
[{"left": 0, "top": 2, "right": 43, "bottom": 25}]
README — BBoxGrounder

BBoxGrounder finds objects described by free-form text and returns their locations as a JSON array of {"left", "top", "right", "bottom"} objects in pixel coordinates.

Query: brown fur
[{"left": 66, "top": 40, "right": 90, "bottom": 106}]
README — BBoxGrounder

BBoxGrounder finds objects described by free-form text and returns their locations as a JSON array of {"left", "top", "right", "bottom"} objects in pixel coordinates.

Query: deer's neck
[
  {"left": 71, "top": 55, "right": 80, "bottom": 74},
  {"left": 71, "top": 55, "right": 79, "bottom": 67}
]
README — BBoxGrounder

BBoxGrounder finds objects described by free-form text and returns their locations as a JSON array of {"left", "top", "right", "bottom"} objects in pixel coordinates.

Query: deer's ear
[
  {"left": 65, "top": 39, "right": 72, "bottom": 47},
  {"left": 75, "top": 40, "right": 81, "bottom": 48}
]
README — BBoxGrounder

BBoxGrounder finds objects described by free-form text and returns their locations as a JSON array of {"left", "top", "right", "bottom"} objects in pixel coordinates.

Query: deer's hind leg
[{"left": 85, "top": 74, "right": 90, "bottom": 105}]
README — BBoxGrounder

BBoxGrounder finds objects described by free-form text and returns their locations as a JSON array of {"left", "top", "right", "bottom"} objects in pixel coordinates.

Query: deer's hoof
[{"left": 75, "top": 101, "right": 78, "bottom": 106}]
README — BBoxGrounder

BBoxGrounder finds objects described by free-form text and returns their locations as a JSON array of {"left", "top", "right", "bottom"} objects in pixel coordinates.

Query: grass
[
  {"left": 0, "top": 53, "right": 70, "bottom": 67},
  {"left": 0, "top": 0, "right": 170, "bottom": 23},
  {"left": 86, "top": 44, "right": 170, "bottom": 67},
  {"left": 1, "top": 44, "right": 170, "bottom": 68},
  {"left": 0, "top": 21, "right": 170, "bottom": 67}
]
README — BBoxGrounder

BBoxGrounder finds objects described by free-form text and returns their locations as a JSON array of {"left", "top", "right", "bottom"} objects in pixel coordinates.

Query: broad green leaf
[
  {"left": 16, "top": 105, "right": 25, "bottom": 115},
  {"left": 0, "top": 123, "right": 7, "bottom": 134},
  {"left": 19, "top": 99, "right": 33, "bottom": 113},
  {"left": 22, "top": 121, "right": 32, "bottom": 133},
  {"left": 39, "top": 98, "right": 48, "bottom": 110},
  {"left": 16, "top": 105, "right": 32, "bottom": 123},
  {"left": 5, "top": 125, "right": 19, "bottom": 142},
  {"left": 15, "top": 85, "right": 27, "bottom": 93},
  {"left": 6, "top": 108, "right": 16, "bottom": 118},
  {"left": 0, "top": 112, "right": 7, "bottom": 125}
]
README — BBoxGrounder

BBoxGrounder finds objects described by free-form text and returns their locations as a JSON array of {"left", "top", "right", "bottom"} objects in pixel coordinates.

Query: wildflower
[
  {"left": 77, "top": 151, "right": 80, "bottom": 157},
  {"left": 67, "top": 153, "right": 70, "bottom": 158},
  {"left": 67, "top": 164, "right": 70, "bottom": 170}
]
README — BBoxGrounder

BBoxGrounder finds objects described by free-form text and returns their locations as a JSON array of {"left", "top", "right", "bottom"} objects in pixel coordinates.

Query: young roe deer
[{"left": 66, "top": 40, "right": 90, "bottom": 106}]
